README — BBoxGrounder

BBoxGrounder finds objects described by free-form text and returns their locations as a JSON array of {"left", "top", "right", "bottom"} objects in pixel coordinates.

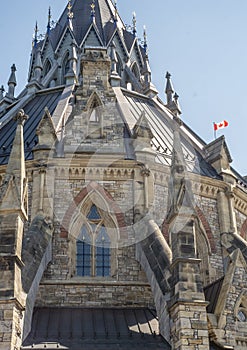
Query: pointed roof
[{"left": 48, "top": 0, "right": 125, "bottom": 49}]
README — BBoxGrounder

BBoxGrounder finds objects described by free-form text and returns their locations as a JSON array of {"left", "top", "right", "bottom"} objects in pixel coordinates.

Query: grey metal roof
[
  {"left": 0, "top": 89, "right": 63, "bottom": 165},
  {"left": 22, "top": 308, "right": 170, "bottom": 350},
  {"left": 122, "top": 90, "right": 221, "bottom": 178},
  {"left": 47, "top": 0, "right": 128, "bottom": 49}
]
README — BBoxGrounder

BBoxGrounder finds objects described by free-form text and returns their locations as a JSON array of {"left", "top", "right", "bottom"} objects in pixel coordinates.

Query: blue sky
[{"left": 1, "top": 0, "right": 246, "bottom": 176}]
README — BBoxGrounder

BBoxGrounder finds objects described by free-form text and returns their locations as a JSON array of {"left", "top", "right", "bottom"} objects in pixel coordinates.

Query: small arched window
[
  {"left": 116, "top": 52, "right": 123, "bottom": 77},
  {"left": 76, "top": 205, "right": 112, "bottom": 277},
  {"left": 43, "top": 59, "right": 52, "bottom": 77},
  {"left": 89, "top": 101, "right": 100, "bottom": 123},
  {"left": 62, "top": 52, "right": 70, "bottom": 84},
  {"left": 132, "top": 62, "right": 140, "bottom": 79}
]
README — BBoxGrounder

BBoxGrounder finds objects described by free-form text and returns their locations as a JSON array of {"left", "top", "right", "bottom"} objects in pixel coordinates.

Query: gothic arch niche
[
  {"left": 116, "top": 52, "right": 123, "bottom": 77},
  {"left": 195, "top": 218, "right": 212, "bottom": 285},
  {"left": 68, "top": 189, "right": 119, "bottom": 279},
  {"left": 62, "top": 51, "right": 70, "bottom": 84},
  {"left": 131, "top": 61, "right": 140, "bottom": 80},
  {"left": 43, "top": 59, "right": 52, "bottom": 77},
  {"left": 85, "top": 91, "right": 104, "bottom": 139}
]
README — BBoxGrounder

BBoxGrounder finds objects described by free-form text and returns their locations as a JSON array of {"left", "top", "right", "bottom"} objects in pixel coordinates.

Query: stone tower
[{"left": 1, "top": 1, "right": 247, "bottom": 349}]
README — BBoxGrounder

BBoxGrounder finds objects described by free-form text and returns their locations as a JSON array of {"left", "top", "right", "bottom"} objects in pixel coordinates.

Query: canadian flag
[{"left": 213, "top": 120, "right": 229, "bottom": 131}]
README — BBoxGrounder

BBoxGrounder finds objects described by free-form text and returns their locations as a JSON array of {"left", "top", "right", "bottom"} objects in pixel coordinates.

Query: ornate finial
[
  {"left": 47, "top": 7, "right": 51, "bottom": 34},
  {"left": 8, "top": 64, "right": 17, "bottom": 85},
  {"left": 14, "top": 109, "right": 28, "bottom": 126},
  {"left": 165, "top": 71, "right": 174, "bottom": 107},
  {"left": 91, "top": 1, "right": 96, "bottom": 20},
  {"left": 132, "top": 12, "right": 137, "bottom": 36},
  {"left": 67, "top": 0, "right": 74, "bottom": 20},
  {"left": 143, "top": 25, "right": 148, "bottom": 55},
  {"left": 33, "top": 22, "right": 38, "bottom": 48}
]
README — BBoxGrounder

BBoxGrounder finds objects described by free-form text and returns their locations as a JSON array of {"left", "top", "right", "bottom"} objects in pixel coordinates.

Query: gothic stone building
[{"left": 1, "top": 1, "right": 247, "bottom": 349}]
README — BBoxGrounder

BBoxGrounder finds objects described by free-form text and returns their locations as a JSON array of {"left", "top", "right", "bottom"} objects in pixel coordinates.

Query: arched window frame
[
  {"left": 85, "top": 92, "right": 104, "bottom": 138},
  {"left": 43, "top": 59, "right": 52, "bottom": 77},
  {"left": 131, "top": 61, "right": 140, "bottom": 80},
  {"left": 194, "top": 218, "right": 212, "bottom": 285},
  {"left": 116, "top": 52, "right": 123, "bottom": 77},
  {"left": 235, "top": 290, "right": 247, "bottom": 323},
  {"left": 62, "top": 51, "right": 70, "bottom": 84},
  {"left": 69, "top": 191, "right": 119, "bottom": 279}
]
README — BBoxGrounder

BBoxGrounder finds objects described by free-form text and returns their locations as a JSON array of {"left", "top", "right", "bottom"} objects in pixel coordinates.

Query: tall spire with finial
[
  {"left": 142, "top": 27, "right": 158, "bottom": 97},
  {"left": 165, "top": 72, "right": 182, "bottom": 116},
  {"left": 33, "top": 48, "right": 43, "bottom": 82},
  {"left": 143, "top": 25, "right": 148, "bottom": 55},
  {"left": 6, "top": 64, "right": 17, "bottom": 100},
  {"left": 132, "top": 12, "right": 137, "bottom": 36},
  {"left": 90, "top": 1, "right": 96, "bottom": 23},
  {"left": 47, "top": 7, "right": 51, "bottom": 35},
  {"left": 67, "top": 0, "right": 74, "bottom": 29}
]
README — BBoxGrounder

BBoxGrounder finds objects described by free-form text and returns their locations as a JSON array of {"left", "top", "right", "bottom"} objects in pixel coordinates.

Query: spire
[
  {"left": 113, "top": 0, "right": 118, "bottom": 23},
  {"left": 143, "top": 25, "right": 148, "bottom": 54},
  {"left": 165, "top": 71, "right": 174, "bottom": 106},
  {"left": 65, "top": 39, "right": 78, "bottom": 85},
  {"left": 142, "top": 27, "right": 158, "bottom": 97},
  {"left": 132, "top": 12, "right": 137, "bottom": 36},
  {"left": 47, "top": 6, "right": 51, "bottom": 35},
  {"left": 67, "top": 0, "right": 74, "bottom": 30},
  {"left": 165, "top": 72, "right": 182, "bottom": 116},
  {"left": 143, "top": 27, "right": 151, "bottom": 85},
  {"left": 173, "top": 92, "right": 182, "bottom": 115},
  {"left": 33, "top": 21, "right": 38, "bottom": 48},
  {"left": 6, "top": 64, "right": 17, "bottom": 99},
  {"left": 33, "top": 48, "right": 43, "bottom": 82},
  {"left": 91, "top": 1, "right": 96, "bottom": 23}
]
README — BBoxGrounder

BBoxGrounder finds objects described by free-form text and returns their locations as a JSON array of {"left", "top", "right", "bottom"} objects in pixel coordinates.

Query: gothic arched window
[
  {"left": 43, "top": 59, "right": 52, "bottom": 77},
  {"left": 62, "top": 52, "right": 70, "bottom": 84},
  {"left": 132, "top": 62, "right": 140, "bottom": 79},
  {"left": 76, "top": 205, "right": 112, "bottom": 277},
  {"left": 116, "top": 52, "right": 123, "bottom": 77}
]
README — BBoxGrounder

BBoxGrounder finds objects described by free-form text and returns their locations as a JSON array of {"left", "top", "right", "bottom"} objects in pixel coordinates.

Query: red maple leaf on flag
[{"left": 214, "top": 120, "right": 229, "bottom": 131}]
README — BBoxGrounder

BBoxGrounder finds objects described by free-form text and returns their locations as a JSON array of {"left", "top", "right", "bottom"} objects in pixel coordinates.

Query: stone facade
[{"left": 1, "top": 1, "right": 247, "bottom": 350}]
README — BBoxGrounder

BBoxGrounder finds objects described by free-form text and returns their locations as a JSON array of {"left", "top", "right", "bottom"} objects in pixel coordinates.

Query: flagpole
[{"left": 213, "top": 122, "right": 216, "bottom": 139}]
